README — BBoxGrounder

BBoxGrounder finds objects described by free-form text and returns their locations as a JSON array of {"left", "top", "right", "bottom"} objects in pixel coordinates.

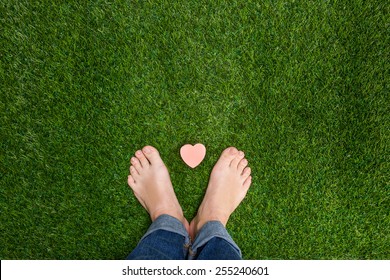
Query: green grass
[{"left": 0, "top": 0, "right": 389, "bottom": 259}]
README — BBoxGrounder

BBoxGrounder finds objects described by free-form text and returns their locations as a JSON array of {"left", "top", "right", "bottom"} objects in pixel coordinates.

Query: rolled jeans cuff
[
  {"left": 190, "top": 221, "right": 242, "bottom": 258},
  {"left": 140, "top": 214, "right": 191, "bottom": 246}
]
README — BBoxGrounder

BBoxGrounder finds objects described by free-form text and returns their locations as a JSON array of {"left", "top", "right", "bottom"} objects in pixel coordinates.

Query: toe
[
  {"left": 231, "top": 151, "right": 245, "bottom": 168},
  {"left": 130, "top": 165, "right": 139, "bottom": 178},
  {"left": 127, "top": 175, "right": 136, "bottom": 188},
  {"left": 218, "top": 147, "right": 239, "bottom": 166},
  {"left": 237, "top": 158, "right": 248, "bottom": 173},
  {"left": 131, "top": 157, "right": 143, "bottom": 174},
  {"left": 243, "top": 175, "right": 252, "bottom": 190},
  {"left": 135, "top": 150, "right": 150, "bottom": 168},
  {"left": 142, "top": 145, "right": 165, "bottom": 167},
  {"left": 242, "top": 166, "right": 251, "bottom": 178}
]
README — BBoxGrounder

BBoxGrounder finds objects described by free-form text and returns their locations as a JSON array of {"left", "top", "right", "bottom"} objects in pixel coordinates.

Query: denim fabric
[
  {"left": 126, "top": 230, "right": 189, "bottom": 260},
  {"left": 189, "top": 220, "right": 241, "bottom": 260},
  {"left": 127, "top": 214, "right": 241, "bottom": 260},
  {"left": 127, "top": 214, "right": 190, "bottom": 260},
  {"left": 191, "top": 237, "right": 241, "bottom": 260}
]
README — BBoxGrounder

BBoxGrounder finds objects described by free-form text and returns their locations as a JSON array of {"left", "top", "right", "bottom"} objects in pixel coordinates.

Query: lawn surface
[{"left": 1, "top": 0, "right": 389, "bottom": 259}]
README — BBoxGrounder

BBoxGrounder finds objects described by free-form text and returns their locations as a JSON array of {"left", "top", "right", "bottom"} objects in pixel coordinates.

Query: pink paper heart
[{"left": 180, "top": 143, "right": 206, "bottom": 168}]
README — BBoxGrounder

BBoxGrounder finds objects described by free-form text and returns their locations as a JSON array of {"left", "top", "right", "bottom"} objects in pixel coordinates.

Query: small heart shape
[{"left": 180, "top": 143, "right": 206, "bottom": 168}]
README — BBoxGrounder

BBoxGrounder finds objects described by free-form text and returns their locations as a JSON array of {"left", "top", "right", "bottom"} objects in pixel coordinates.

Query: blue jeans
[{"left": 127, "top": 214, "right": 242, "bottom": 260}]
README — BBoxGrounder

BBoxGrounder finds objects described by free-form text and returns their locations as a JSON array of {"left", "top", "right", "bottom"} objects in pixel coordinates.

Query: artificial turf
[{"left": 0, "top": 0, "right": 389, "bottom": 259}]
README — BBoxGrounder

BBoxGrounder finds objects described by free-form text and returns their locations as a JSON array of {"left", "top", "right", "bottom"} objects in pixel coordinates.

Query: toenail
[
  {"left": 239, "top": 151, "right": 244, "bottom": 156},
  {"left": 131, "top": 157, "right": 136, "bottom": 163},
  {"left": 230, "top": 148, "right": 237, "bottom": 154},
  {"left": 143, "top": 147, "right": 151, "bottom": 153},
  {"left": 136, "top": 150, "right": 142, "bottom": 156}
]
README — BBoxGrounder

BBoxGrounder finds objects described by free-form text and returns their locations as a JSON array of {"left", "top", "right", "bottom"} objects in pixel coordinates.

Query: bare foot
[
  {"left": 127, "top": 146, "right": 189, "bottom": 232},
  {"left": 190, "top": 147, "right": 252, "bottom": 240}
]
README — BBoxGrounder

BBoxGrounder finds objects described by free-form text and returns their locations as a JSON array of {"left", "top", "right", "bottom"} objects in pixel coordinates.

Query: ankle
[
  {"left": 152, "top": 208, "right": 185, "bottom": 224},
  {"left": 193, "top": 212, "right": 229, "bottom": 234},
  {"left": 200, "top": 205, "right": 230, "bottom": 224}
]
